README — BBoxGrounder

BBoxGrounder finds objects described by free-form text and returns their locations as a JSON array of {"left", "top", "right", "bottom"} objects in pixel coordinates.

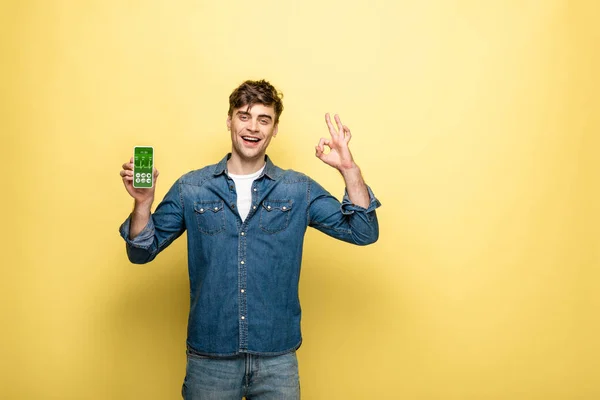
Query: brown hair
[{"left": 228, "top": 80, "right": 284, "bottom": 124}]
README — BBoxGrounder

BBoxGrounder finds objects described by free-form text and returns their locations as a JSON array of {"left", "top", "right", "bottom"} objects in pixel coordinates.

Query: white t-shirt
[{"left": 228, "top": 165, "right": 265, "bottom": 222}]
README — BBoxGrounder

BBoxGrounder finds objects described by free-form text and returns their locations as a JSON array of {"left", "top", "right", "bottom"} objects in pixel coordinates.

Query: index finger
[{"left": 122, "top": 157, "right": 134, "bottom": 170}]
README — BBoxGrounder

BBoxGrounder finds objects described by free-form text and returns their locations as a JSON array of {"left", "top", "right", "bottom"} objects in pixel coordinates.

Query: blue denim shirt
[{"left": 120, "top": 154, "right": 381, "bottom": 356}]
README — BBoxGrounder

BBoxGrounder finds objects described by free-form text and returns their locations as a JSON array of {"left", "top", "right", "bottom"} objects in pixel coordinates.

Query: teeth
[{"left": 243, "top": 137, "right": 260, "bottom": 142}]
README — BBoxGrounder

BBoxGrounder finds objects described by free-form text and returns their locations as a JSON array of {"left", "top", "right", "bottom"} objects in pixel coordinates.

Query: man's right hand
[
  {"left": 120, "top": 157, "right": 159, "bottom": 206},
  {"left": 120, "top": 157, "right": 159, "bottom": 239}
]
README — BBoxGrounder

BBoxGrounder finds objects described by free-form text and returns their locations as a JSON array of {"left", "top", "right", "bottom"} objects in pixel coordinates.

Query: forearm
[
  {"left": 340, "top": 163, "right": 370, "bottom": 209},
  {"left": 308, "top": 177, "right": 380, "bottom": 245},
  {"left": 129, "top": 199, "right": 153, "bottom": 239}
]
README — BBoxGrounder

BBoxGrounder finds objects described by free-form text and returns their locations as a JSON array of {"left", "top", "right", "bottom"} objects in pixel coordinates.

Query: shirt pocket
[
  {"left": 194, "top": 200, "right": 225, "bottom": 235},
  {"left": 259, "top": 200, "right": 293, "bottom": 234}
]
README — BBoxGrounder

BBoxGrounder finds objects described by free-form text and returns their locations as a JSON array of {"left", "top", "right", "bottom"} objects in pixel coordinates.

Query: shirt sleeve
[
  {"left": 307, "top": 178, "right": 381, "bottom": 245},
  {"left": 119, "top": 180, "right": 186, "bottom": 263}
]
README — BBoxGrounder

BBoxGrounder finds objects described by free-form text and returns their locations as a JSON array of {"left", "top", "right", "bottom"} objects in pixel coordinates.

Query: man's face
[{"left": 227, "top": 103, "right": 278, "bottom": 163}]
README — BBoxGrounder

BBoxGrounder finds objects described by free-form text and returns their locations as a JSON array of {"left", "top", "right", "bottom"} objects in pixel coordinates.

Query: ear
[
  {"left": 226, "top": 116, "right": 231, "bottom": 131},
  {"left": 273, "top": 123, "right": 279, "bottom": 137}
]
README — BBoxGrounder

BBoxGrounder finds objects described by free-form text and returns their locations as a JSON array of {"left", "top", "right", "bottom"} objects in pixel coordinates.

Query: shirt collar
[{"left": 212, "top": 153, "right": 281, "bottom": 180}]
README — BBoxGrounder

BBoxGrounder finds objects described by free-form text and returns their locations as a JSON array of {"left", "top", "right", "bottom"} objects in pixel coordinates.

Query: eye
[
  {"left": 260, "top": 119, "right": 269, "bottom": 125},
  {"left": 239, "top": 114, "right": 249, "bottom": 121}
]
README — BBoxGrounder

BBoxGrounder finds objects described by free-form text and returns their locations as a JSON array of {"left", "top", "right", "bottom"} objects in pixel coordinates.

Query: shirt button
[
  {"left": 282, "top": 206, "right": 287, "bottom": 210},
  {"left": 241, "top": 289, "right": 245, "bottom": 293},
  {"left": 267, "top": 206, "right": 271, "bottom": 210},
  {"left": 253, "top": 206, "right": 257, "bottom": 210},
  {"left": 241, "top": 232, "right": 245, "bottom": 236},
  {"left": 199, "top": 208, "right": 204, "bottom": 212},
  {"left": 241, "top": 316, "right": 245, "bottom": 320},
  {"left": 214, "top": 207, "right": 218, "bottom": 211},
  {"left": 241, "top": 261, "right": 245, "bottom": 265},
  {"left": 231, "top": 204, "right": 235, "bottom": 209},
  {"left": 253, "top": 188, "right": 257, "bottom": 192}
]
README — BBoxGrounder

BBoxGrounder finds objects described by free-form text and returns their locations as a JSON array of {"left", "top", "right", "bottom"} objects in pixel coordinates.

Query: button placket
[
  {"left": 238, "top": 223, "right": 249, "bottom": 350},
  {"left": 238, "top": 250, "right": 248, "bottom": 350},
  {"left": 238, "top": 181, "right": 258, "bottom": 350}
]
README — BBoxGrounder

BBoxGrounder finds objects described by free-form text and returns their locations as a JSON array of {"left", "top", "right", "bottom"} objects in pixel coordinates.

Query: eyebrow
[{"left": 236, "top": 110, "right": 273, "bottom": 121}]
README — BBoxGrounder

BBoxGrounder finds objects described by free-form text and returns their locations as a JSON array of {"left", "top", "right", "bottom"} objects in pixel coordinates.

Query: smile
[{"left": 242, "top": 136, "right": 261, "bottom": 143}]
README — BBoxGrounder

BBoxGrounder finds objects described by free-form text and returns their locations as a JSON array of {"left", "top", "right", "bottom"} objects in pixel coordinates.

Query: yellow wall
[{"left": 2, "top": 0, "right": 598, "bottom": 398}]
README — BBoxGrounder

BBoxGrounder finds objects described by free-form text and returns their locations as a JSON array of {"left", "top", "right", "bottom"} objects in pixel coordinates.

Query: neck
[{"left": 227, "top": 153, "right": 266, "bottom": 175}]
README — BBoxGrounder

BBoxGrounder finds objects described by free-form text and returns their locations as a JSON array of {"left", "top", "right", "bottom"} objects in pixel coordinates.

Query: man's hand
[
  {"left": 120, "top": 157, "right": 159, "bottom": 239},
  {"left": 315, "top": 113, "right": 355, "bottom": 172},
  {"left": 315, "top": 114, "right": 370, "bottom": 208},
  {"left": 120, "top": 157, "right": 159, "bottom": 206}
]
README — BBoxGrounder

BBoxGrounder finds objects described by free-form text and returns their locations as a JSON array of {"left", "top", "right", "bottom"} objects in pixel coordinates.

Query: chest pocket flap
[
  {"left": 194, "top": 200, "right": 225, "bottom": 235},
  {"left": 260, "top": 200, "right": 293, "bottom": 234}
]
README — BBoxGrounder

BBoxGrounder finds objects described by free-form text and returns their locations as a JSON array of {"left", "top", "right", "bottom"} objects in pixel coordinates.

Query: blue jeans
[{"left": 182, "top": 350, "right": 300, "bottom": 399}]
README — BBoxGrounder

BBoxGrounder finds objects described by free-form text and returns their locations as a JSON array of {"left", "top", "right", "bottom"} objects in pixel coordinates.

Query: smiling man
[{"left": 119, "top": 79, "right": 381, "bottom": 399}]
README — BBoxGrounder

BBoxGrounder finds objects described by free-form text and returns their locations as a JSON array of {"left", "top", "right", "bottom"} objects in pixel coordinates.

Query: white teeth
[{"left": 242, "top": 137, "right": 260, "bottom": 142}]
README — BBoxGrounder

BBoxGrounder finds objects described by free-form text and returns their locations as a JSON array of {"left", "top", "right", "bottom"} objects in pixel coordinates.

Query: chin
[{"left": 236, "top": 149, "right": 260, "bottom": 160}]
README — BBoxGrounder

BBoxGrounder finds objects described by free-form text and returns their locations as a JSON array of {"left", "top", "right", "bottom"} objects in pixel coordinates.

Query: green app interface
[{"left": 133, "top": 146, "right": 153, "bottom": 188}]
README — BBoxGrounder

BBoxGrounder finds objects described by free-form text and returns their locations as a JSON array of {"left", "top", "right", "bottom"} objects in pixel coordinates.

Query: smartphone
[{"left": 133, "top": 146, "right": 154, "bottom": 188}]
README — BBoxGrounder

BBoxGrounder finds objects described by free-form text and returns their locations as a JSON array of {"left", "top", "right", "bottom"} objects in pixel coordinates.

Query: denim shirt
[{"left": 120, "top": 154, "right": 381, "bottom": 356}]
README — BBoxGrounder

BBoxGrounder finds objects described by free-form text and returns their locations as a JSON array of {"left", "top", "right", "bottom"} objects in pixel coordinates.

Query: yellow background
[{"left": 2, "top": 0, "right": 598, "bottom": 399}]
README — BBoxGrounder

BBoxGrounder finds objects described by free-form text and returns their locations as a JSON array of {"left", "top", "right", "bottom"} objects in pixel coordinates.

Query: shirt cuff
[
  {"left": 119, "top": 214, "right": 156, "bottom": 249},
  {"left": 341, "top": 186, "right": 381, "bottom": 215}
]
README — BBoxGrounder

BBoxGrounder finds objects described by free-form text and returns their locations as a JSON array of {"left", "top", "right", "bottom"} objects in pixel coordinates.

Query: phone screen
[{"left": 133, "top": 146, "right": 154, "bottom": 188}]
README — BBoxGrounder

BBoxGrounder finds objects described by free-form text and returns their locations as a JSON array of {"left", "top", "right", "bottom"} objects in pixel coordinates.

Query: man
[{"left": 119, "top": 80, "right": 380, "bottom": 399}]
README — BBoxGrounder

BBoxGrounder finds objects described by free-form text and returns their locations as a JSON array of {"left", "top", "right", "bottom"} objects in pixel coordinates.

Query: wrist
[
  {"left": 338, "top": 162, "right": 360, "bottom": 177},
  {"left": 133, "top": 198, "right": 153, "bottom": 214}
]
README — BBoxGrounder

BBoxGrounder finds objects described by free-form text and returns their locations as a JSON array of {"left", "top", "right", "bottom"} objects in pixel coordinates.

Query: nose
[{"left": 248, "top": 118, "right": 259, "bottom": 133}]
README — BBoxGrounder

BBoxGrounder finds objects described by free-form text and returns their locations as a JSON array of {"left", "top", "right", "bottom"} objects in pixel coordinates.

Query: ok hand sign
[{"left": 315, "top": 113, "right": 355, "bottom": 172}]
